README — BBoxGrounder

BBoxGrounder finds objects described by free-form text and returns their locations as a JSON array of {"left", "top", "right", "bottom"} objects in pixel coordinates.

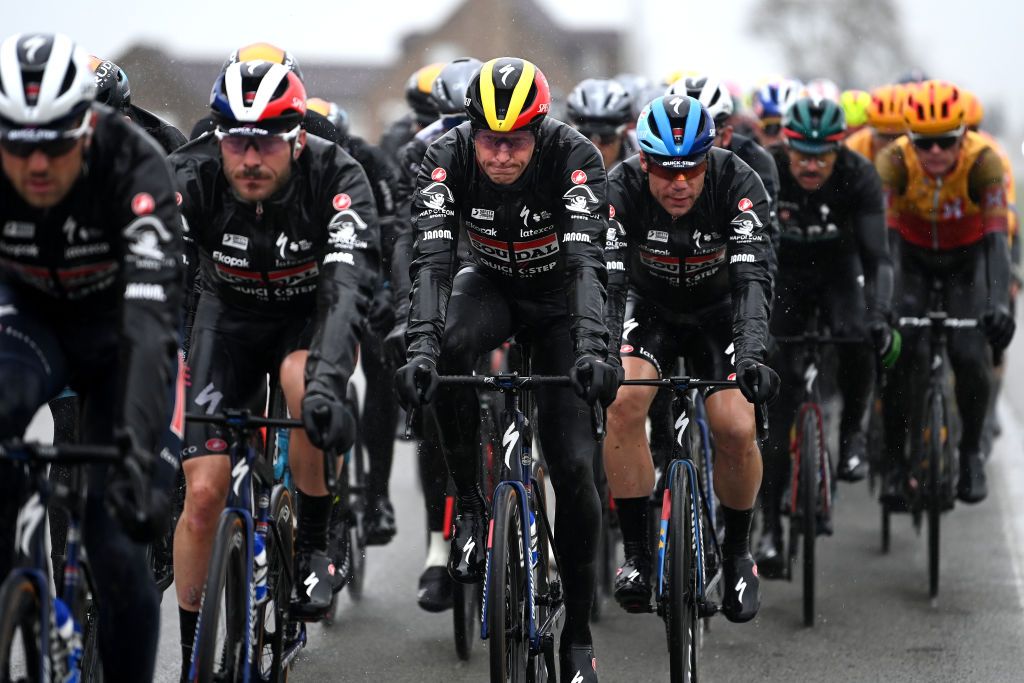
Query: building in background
[{"left": 115, "top": 0, "right": 623, "bottom": 141}]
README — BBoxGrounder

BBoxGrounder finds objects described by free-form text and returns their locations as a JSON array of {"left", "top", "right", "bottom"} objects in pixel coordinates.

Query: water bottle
[
  {"left": 53, "top": 597, "right": 82, "bottom": 683},
  {"left": 528, "top": 511, "right": 539, "bottom": 571},
  {"left": 254, "top": 531, "right": 268, "bottom": 602}
]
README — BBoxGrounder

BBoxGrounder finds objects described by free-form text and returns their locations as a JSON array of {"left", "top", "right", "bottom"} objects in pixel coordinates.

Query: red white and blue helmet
[{"left": 210, "top": 60, "right": 306, "bottom": 133}]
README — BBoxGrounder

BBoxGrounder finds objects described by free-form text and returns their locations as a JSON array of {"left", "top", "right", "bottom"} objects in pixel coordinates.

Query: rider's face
[
  {"left": 912, "top": 132, "right": 963, "bottom": 178},
  {"left": 220, "top": 128, "right": 304, "bottom": 201},
  {"left": 786, "top": 148, "right": 838, "bottom": 192},
  {"left": 1, "top": 136, "right": 86, "bottom": 209},
  {"left": 640, "top": 153, "right": 707, "bottom": 218},
  {"left": 473, "top": 129, "right": 536, "bottom": 185}
]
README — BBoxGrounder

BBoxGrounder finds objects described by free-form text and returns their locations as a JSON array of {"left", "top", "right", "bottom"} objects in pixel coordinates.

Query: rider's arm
[
  {"left": 556, "top": 136, "right": 612, "bottom": 361},
  {"left": 724, "top": 161, "right": 775, "bottom": 364},
  {"left": 405, "top": 132, "right": 463, "bottom": 364},
  {"left": 603, "top": 163, "right": 636, "bottom": 366},
  {"left": 305, "top": 148, "right": 382, "bottom": 404},
  {"left": 116, "top": 129, "right": 185, "bottom": 453},
  {"left": 850, "top": 156, "right": 894, "bottom": 320},
  {"left": 970, "top": 149, "right": 1012, "bottom": 310}
]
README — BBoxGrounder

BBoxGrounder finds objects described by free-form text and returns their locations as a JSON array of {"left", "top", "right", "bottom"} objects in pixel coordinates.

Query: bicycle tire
[
  {"left": 75, "top": 561, "right": 103, "bottom": 682},
  {"left": 192, "top": 511, "right": 250, "bottom": 683},
  {"left": 452, "top": 579, "right": 480, "bottom": 661},
  {"left": 665, "top": 464, "right": 698, "bottom": 683},
  {"left": 529, "top": 461, "right": 554, "bottom": 683},
  {"left": 488, "top": 485, "right": 527, "bottom": 683},
  {"left": 347, "top": 383, "right": 367, "bottom": 601},
  {"left": 0, "top": 574, "right": 43, "bottom": 682},
  {"left": 926, "top": 388, "right": 944, "bottom": 600},
  {"left": 799, "top": 408, "right": 820, "bottom": 627},
  {"left": 253, "top": 486, "right": 294, "bottom": 682}
]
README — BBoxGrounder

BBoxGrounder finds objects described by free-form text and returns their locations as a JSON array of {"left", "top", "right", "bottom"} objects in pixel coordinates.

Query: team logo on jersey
[
  {"left": 469, "top": 232, "right": 510, "bottom": 262},
  {"left": 332, "top": 193, "right": 352, "bottom": 211},
  {"left": 471, "top": 208, "right": 494, "bottom": 221},
  {"left": 420, "top": 182, "right": 455, "bottom": 211},
  {"left": 563, "top": 185, "right": 600, "bottom": 214},
  {"left": 570, "top": 169, "right": 588, "bottom": 185},
  {"left": 609, "top": 204, "right": 615, "bottom": 219},
  {"left": 131, "top": 192, "right": 155, "bottom": 216},
  {"left": 175, "top": 192, "right": 183, "bottom": 206},
  {"left": 514, "top": 233, "right": 559, "bottom": 263},
  {"left": 222, "top": 233, "right": 249, "bottom": 250},
  {"left": 647, "top": 230, "right": 668, "bottom": 243},
  {"left": 738, "top": 197, "right": 753, "bottom": 212},
  {"left": 2, "top": 221, "right": 34, "bottom": 239},
  {"left": 431, "top": 167, "right": 447, "bottom": 182},
  {"left": 730, "top": 210, "right": 763, "bottom": 238}
]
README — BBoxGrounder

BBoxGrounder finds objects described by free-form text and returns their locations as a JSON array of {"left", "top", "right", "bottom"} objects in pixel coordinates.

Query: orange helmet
[
  {"left": 868, "top": 84, "right": 908, "bottom": 134},
  {"left": 225, "top": 42, "right": 302, "bottom": 80},
  {"left": 961, "top": 89, "right": 984, "bottom": 129},
  {"left": 903, "top": 80, "right": 964, "bottom": 135}
]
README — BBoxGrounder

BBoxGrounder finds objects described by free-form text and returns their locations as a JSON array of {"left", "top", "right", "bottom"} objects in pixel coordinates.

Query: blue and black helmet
[{"left": 635, "top": 95, "right": 715, "bottom": 168}]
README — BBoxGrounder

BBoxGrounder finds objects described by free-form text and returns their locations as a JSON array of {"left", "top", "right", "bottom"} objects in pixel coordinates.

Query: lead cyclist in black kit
[
  {"left": 395, "top": 57, "right": 619, "bottom": 682},
  {"left": 0, "top": 33, "right": 182, "bottom": 681}
]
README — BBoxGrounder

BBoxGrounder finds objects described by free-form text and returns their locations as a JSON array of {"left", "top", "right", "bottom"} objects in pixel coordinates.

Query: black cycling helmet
[
  {"left": 405, "top": 63, "right": 443, "bottom": 126},
  {"left": 431, "top": 57, "right": 482, "bottom": 116},
  {"left": 566, "top": 78, "right": 632, "bottom": 137},
  {"left": 89, "top": 56, "right": 130, "bottom": 113}
]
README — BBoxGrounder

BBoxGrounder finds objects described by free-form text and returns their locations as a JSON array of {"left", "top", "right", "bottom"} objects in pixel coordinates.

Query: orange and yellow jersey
[
  {"left": 975, "top": 130, "right": 1018, "bottom": 244},
  {"left": 876, "top": 131, "right": 1008, "bottom": 250},
  {"left": 844, "top": 127, "right": 875, "bottom": 161}
]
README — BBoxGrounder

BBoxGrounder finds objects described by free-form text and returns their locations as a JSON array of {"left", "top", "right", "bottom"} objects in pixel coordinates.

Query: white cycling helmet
[
  {"left": 666, "top": 75, "right": 734, "bottom": 125},
  {"left": 0, "top": 33, "right": 95, "bottom": 138}
]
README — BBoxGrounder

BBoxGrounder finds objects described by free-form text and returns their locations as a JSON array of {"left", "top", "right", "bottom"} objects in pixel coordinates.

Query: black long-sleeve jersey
[
  {"left": 406, "top": 118, "right": 612, "bottom": 363},
  {"left": 605, "top": 149, "right": 775, "bottom": 364},
  {"left": 0, "top": 105, "right": 183, "bottom": 452},
  {"left": 169, "top": 134, "right": 380, "bottom": 403},
  {"left": 772, "top": 146, "right": 894, "bottom": 319}
]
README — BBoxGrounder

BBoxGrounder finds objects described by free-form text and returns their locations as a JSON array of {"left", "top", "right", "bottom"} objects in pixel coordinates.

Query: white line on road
[{"left": 995, "top": 399, "right": 1024, "bottom": 617}]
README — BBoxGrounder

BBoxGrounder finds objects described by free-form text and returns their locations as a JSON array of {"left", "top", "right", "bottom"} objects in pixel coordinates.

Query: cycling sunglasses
[
  {"left": 215, "top": 125, "right": 300, "bottom": 156},
  {"left": 472, "top": 129, "right": 536, "bottom": 153},
  {"left": 646, "top": 157, "right": 708, "bottom": 181},
  {"left": 0, "top": 115, "right": 90, "bottom": 159},
  {"left": 911, "top": 131, "right": 962, "bottom": 151}
]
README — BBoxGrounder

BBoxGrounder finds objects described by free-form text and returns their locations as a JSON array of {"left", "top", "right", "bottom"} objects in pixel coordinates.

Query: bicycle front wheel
[
  {"left": 799, "top": 408, "right": 821, "bottom": 627},
  {"left": 0, "top": 574, "right": 43, "bottom": 682},
  {"left": 192, "top": 511, "right": 250, "bottom": 682},
  {"left": 254, "top": 486, "right": 294, "bottom": 682},
  {"left": 488, "top": 485, "right": 528, "bottom": 683},
  {"left": 665, "top": 464, "right": 698, "bottom": 683},
  {"left": 926, "top": 388, "right": 945, "bottom": 600}
]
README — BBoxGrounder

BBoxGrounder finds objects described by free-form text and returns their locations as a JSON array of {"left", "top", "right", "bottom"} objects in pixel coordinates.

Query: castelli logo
[
  {"left": 609, "top": 204, "right": 616, "bottom": 219},
  {"left": 570, "top": 170, "right": 587, "bottom": 185},
  {"left": 131, "top": 192, "right": 155, "bottom": 216},
  {"left": 431, "top": 167, "right": 447, "bottom": 182},
  {"left": 205, "top": 438, "right": 228, "bottom": 452},
  {"left": 620, "top": 344, "right": 634, "bottom": 353},
  {"left": 174, "top": 192, "right": 183, "bottom": 206},
  {"left": 332, "top": 193, "right": 352, "bottom": 211},
  {"left": 738, "top": 198, "right": 753, "bottom": 212}
]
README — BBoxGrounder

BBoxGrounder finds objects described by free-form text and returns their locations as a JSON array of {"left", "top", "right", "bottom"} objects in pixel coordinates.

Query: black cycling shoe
[
  {"left": 753, "top": 526, "right": 785, "bottom": 580},
  {"left": 364, "top": 496, "right": 397, "bottom": 546},
  {"left": 448, "top": 500, "right": 488, "bottom": 584},
  {"left": 326, "top": 516, "right": 351, "bottom": 591},
  {"left": 957, "top": 450, "right": 988, "bottom": 504},
  {"left": 612, "top": 554, "right": 652, "bottom": 613},
  {"left": 837, "top": 431, "right": 868, "bottom": 482},
  {"left": 559, "top": 645, "right": 598, "bottom": 683},
  {"left": 417, "top": 566, "right": 454, "bottom": 612},
  {"left": 290, "top": 548, "right": 340, "bottom": 621},
  {"left": 721, "top": 551, "right": 760, "bottom": 623}
]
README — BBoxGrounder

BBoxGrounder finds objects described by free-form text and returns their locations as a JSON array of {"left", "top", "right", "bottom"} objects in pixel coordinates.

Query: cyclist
[
  {"left": 386, "top": 56, "right": 485, "bottom": 611},
  {"left": 89, "top": 56, "right": 187, "bottom": 154},
  {"left": 169, "top": 60, "right": 379, "bottom": 677},
  {"left": 379, "top": 62, "right": 445, "bottom": 161},
  {"left": 752, "top": 78, "right": 802, "bottom": 150},
  {"left": 394, "top": 57, "right": 616, "bottom": 682},
  {"left": 844, "top": 83, "right": 910, "bottom": 162},
  {"left": 566, "top": 78, "right": 636, "bottom": 170},
  {"left": 308, "top": 94, "right": 407, "bottom": 547},
  {"left": 840, "top": 88, "right": 872, "bottom": 136},
  {"left": 876, "top": 80, "right": 1014, "bottom": 504},
  {"left": 755, "top": 96, "right": 894, "bottom": 575},
  {"left": 0, "top": 32, "right": 182, "bottom": 681},
  {"left": 602, "top": 95, "right": 778, "bottom": 623},
  {"left": 804, "top": 77, "right": 842, "bottom": 102}
]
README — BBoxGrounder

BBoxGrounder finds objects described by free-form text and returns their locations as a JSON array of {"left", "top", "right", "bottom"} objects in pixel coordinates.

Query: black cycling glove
[
  {"left": 106, "top": 428, "right": 177, "bottom": 544},
  {"left": 734, "top": 358, "right": 780, "bottom": 405},
  {"left": 301, "top": 392, "right": 357, "bottom": 454},
  {"left": 395, "top": 356, "right": 440, "bottom": 408},
  {"left": 980, "top": 306, "right": 1016, "bottom": 353},
  {"left": 569, "top": 355, "right": 622, "bottom": 407}
]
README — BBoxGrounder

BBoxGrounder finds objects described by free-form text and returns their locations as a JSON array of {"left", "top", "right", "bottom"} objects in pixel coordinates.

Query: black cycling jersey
[
  {"left": 728, "top": 132, "right": 780, "bottom": 222},
  {"left": 605, "top": 149, "right": 775, "bottom": 366},
  {"left": 127, "top": 104, "right": 187, "bottom": 155},
  {"left": 406, "top": 117, "right": 612, "bottom": 364},
  {"left": 170, "top": 133, "right": 380, "bottom": 406},
  {"left": 771, "top": 145, "right": 893, "bottom": 318},
  {"left": 378, "top": 112, "right": 418, "bottom": 162}
]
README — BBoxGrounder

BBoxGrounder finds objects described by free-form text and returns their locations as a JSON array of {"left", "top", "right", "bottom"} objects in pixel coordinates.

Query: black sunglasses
[
  {"left": 911, "top": 133, "right": 961, "bottom": 151},
  {"left": 0, "top": 115, "right": 90, "bottom": 159}
]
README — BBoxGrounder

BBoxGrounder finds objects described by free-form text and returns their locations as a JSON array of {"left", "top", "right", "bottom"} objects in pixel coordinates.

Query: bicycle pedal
[{"left": 699, "top": 601, "right": 719, "bottom": 618}]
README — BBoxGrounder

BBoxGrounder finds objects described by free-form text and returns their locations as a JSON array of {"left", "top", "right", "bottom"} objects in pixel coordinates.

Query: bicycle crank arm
[
  {"left": 699, "top": 599, "right": 720, "bottom": 619},
  {"left": 280, "top": 624, "right": 308, "bottom": 669}
]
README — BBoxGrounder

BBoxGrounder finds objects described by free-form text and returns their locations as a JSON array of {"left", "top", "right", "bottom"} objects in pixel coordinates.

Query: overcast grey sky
[{"left": 8, "top": 0, "right": 1022, "bottom": 153}]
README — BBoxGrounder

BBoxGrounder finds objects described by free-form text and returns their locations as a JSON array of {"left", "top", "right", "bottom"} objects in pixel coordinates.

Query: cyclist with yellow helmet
[
  {"left": 845, "top": 83, "right": 909, "bottom": 162},
  {"left": 876, "top": 80, "right": 1014, "bottom": 504},
  {"left": 840, "top": 89, "right": 872, "bottom": 136},
  {"left": 379, "top": 62, "right": 445, "bottom": 161}
]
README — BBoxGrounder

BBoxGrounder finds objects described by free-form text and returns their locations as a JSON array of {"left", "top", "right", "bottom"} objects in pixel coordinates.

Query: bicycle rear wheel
[
  {"left": 799, "top": 408, "right": 820, "bottom": 627},
  {"left": 192, "top": 511, "right": 250, "bottom": 682},
  {"left": 665, "top": 464, "right": 698, "bottom": 683},
  {"left": 488, "top": 485, "right": 528, "bottom": 683},
  {"left": 254, "top": 486, "right": 294, "bottom": 682},
  {"left": 926, "top": 389, "right": 944, "bottom": 600},
  {"left": 346, "top": 383, "right": 368, "bottom": 601},
  {"left": 0, "top": 574, "right": 43, "bottom": 681},
  {"left": 75, "top": 561, "right": 103, "bottom": 682}
]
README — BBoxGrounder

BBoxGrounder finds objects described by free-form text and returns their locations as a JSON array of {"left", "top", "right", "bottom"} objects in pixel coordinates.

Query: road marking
[{"left": 994, "top": 399, "right": 1024, "bottom": 617}]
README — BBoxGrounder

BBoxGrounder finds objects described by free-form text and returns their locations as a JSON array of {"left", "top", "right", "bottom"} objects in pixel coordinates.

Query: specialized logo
[
  {"left": 304, "top": 571, "right": 319, "bottom": 597},
  {"left": 563, "top": 184, "right": 599, "bottom": 214},
  {"left": 431, "top": 167, "right": 447, "bottom": 182},
  {"left": 675, "top": 412, "right": 690, "bottom": 447},
  {"left": 16, "top": 493, "right": 45, "bottom": 557},
  {"left": 131, "top": 192, "right": 156, "bottom": 216},
  {"left": 502, "top": 422, "right": 519, "bottom": 470},
  {"left": 194, "top": 382, "right": 223, "bottom": 415},
  {"left": 420, "top": 182, "right": 455, "bottom": 211},
  {"left": 738, "top": 197, "right": 753, "bottom": 211},
  {"left": 669, "top": 96, "right": 685, "bottom": 115},
  {"left": 231, "top": 458, "right": 249, "bottom": 497},
  {"left": 520, "top": 205, "right": 531, "bottom": 227},
  {"left": 222, "top": 233, "right": 249, "bottom": 250},
  {"left": 570, "top": 169, "right": 588, "bottom": 185},
  {"left": 622, "top": 317, "right": 639, "bottom": 340},
  {"left": 735, "top": 576, "right": 747, "bottom": 603},
  {"left": 471, "top": 207, "right": 494, "bottom": 221},
  {"left": 498, "top": 63, "right": 516, "bottom": 85},
  {"left": 804, "top": 363, "right": 818, "bottom": 394},
  {"left": 571, "top": 671, "right": 585, "bottom": 683},
  {"left": 23, "top": 36, "right": 47, "bottom": 64},
  {"left": 332, "top": 193, "right": 352, "bottom": 211}
]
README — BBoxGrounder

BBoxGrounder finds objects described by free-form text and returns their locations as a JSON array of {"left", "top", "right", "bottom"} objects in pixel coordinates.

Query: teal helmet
[{"left": 782, "top": 96, "right": 846, "bottom": 153}]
